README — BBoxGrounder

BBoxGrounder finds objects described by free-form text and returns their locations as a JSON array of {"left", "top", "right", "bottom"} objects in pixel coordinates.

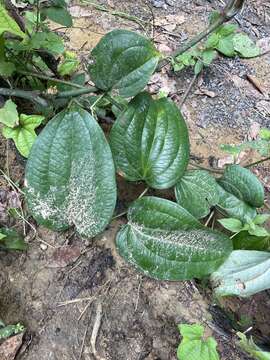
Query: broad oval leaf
[
  {"left": 88, "top": 30, "right": 160, "bottom": 97},
  {"left": 25, "top": 106, "right": 117, "bottom": 237},
  {"left": 211, "top": 250, "right": 270, "bottom": 297},
  {"left": 116, "top": 196, "right": 232, "bottom": 280},
  {"left": 110, "top": 93, "right": 189, "bottom": 189},
  {"left": 175, "top": 170, "right": 219, "bottom": 219},
  {"left": 216, "top": 184, "right": 257, "bottom": 223},
  {"left": 219, "top": 165, "right": 264, "bottom": 208},
  {"left": 233, "top": 231, "right": 270, "bottom": 251}
]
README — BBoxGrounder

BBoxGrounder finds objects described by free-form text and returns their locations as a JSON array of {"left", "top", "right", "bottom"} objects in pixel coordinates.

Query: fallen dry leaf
[
  {"left": 148, "top": 72, "right": 177, "bottom": 96},
  {"left": 50, "top": 245, "right": 81, "bottom": 268},
  {"left": 217, "top": 155, "right": 234, "bottom": 168},
  {"left": 69, "top": 6, "right": 92, "bottom": 18},
  {"left": 231, "top": 75, "right": 264, "bottom": 99},
  {"left": 195, "top": 88, "right": 217, "bottom": 98},
  {"left": 155, "top": 14, "right": 185, "bottom": 32},
  {"left": 157, "top": 43, "right": 173, "bottom": 54},
  {"left": 248, "top": 122, "right": 260, "bottom": 140},
  {"left": 246, "top": 75, "right": 268, "bottom": 98},
  {"left": 0, "top": 333, "right": 24, "bottom": 360},
  {"left": 256, "top": 100, "right": 270, "bottom": 116},
  {"left": 256, "top": 37, "right": 270, "bottom": 53}
]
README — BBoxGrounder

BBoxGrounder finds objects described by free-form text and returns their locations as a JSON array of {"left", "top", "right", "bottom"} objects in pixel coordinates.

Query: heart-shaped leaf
[
  {"left": 216, "top": 184, "right": 257, "bottom": 222},
  {"left": 116, "top": 197, "right": 232, "bottom": 280},
  {"left": 88, "top": 30, "right": 160, "bottom": 97},
  {"left": 25, "top": 106, "right": 117, "bottom": 237},
  {"left": 175, "top": 170, "right": 219, "bottom": 218},
  {"left": 211, "top": 250, "right": 270, "bottom": 297},
  {"left": 218, "top": 165, "right": 264, "bottom": 208},
  {"left": 110, "top": 92, "right": 189, "bottom": 189}
]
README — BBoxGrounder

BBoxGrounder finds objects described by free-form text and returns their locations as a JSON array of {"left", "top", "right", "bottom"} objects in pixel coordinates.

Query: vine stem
[
  {"left": 55, "top": 87, "right": 98, "bottom": 98},
  {"left": 244, "top": 156, "right": 270, "bottom": 168},
  {"left": 157, "top": 0, "right": 246, "bottom": 70},
  {"left": 0, "top": 87, "right": 48, "bottom": 107},
  {"left": 189, "top": 161, "right": 223, "bottom": 174},
  {"left": 18, "top": 70, "right": 86, "bottom": 89}
]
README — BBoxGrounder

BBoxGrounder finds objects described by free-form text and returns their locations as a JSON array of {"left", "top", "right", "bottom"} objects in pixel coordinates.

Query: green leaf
[
  {"left": 177, "top": 324, "right": 220, "bottom": 360},
  {"left": 42, "top": 6, "right": 73, "bottom": 27},
  {"left": 0, "top": 3, "right": 25, "bottom": 38},
  {"left": 253, "top": 214, "right": 270, "bottom": 225},
  {"left": 233, "top": 231, "right": 270, "bottom": 251},
  {"left": 202, "top": 49, "right": 217, "bottom": 65},
  {"left": 216, "top": 184, "right": 257, "bottom": 223},
  {"left": 116, "top": 196, "right": 232, "bottom": 280},
  {"left": 233, "top": 33, "right": 260, "bottom": 58},
  {"left": 88, "top": 29, "right": 160, "bottom": 97},
  {"left": 2, "top": 114, "right": 44, "bottom": 157},
  {"left": 0, "top": 228, "right": 27, "bottom": 250},
  {"left": 174, "top": 170, "right": 219, "bottom": 219},
  {"left": 206, "top": 33, "right": 220, "bottom": 48},
  {"left": 237, "top": 332, "right": 270, "bottom": 360},
  {"left": 0, "top": 99, "right": 19, "bottom": 128},
  {"left": 260, "top": 128, "right": 270, "bottom": 140},
  {"left": 218, "top": 218, "right": 243, "bottom": 233},
  {"left": 109, "top": 92, "right": 189, "bottom": 189},
  {"left": 216, "top": 34, "right": 236, "bottom": 57},
  {"left": 217, "top": 24, "right": 238, "bottom": 37},
  {"left": 0, "top": 232, "right": 6, "bottom": 240},
  {"left": 0, "top": 323, "right": 25, "bottom": 340},
  {"left": 25, "top": 106, "right": 117, "bottom": 237},
  {"left": 29, "top": 31, "right": 64, "bottom": 55},
  {"left": 248, "top": 225, "right": 269, "bottom": 237},
  {"left": 211, "top": 250, "right": 270, "bottom": 297},
  {"left": 0, "top": 60, "right": 15, "bottom": 77},
  {"left": 209, "top": 11, "right": 221, "bottom": 25},
  {"left": 219, "top": 165, "right": 264, "bottom": 208},
  {"left": 194, "top": 60, "right": 203, "bottom": 75},
  {"left": 58, "top": 51, "right": 79, "bottom": 76}
]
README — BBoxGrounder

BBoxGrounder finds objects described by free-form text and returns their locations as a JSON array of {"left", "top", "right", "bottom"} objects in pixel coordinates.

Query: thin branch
[
  {"left": 189, "top": 161, "right": 223, "bottom": 174},
  {"left": 179, "top": 73, "right": 199, "bottom": 107},
  {"left": 244, "top": 156, "right": 270, "bottom": 168},
  {"left": 0, "top": 87, "right": 48, "bottom": 107},
  {"left": 157, "top": 0, "right": 246, "bottom": 70}
]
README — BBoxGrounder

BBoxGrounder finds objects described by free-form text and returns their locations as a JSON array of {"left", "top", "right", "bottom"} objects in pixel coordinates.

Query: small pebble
[{"left": 40, "top": 243, "right": 48, "bottom": 251}]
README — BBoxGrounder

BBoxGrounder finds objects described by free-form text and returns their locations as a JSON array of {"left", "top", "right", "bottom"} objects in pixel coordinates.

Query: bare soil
[{"left": 1, "top": 0, "right": 270, "bottom": 359}]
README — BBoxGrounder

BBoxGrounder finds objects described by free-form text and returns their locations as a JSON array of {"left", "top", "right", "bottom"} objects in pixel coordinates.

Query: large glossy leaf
[
  {"left": 175, "top": 170, "right": 219, "bottom": 219},
  {"left": 218, "top": 165, "right": 264, "bottom": 208},
  {"left": 88, "top": 30, "right": 160, "bottom": 97},
  {"left": 211, "top": 250, "right": 270, "bottom": 297},
  {"left": 25, "top": 106, "right": 117, "bottom": 237},
  {"left": 216, "top": 184, "right": 257, "bottom": 222},
  {"left": 110, "top": 93, "right": 189, "bottom": 189},
  {"left": 116, "top": 197, "right": 232, "bottom": 280}
]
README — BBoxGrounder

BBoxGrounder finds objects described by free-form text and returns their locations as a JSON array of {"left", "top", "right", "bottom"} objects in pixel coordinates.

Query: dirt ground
[{"left": 1, "top": 0, "right": 270, "bottom": 359}]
